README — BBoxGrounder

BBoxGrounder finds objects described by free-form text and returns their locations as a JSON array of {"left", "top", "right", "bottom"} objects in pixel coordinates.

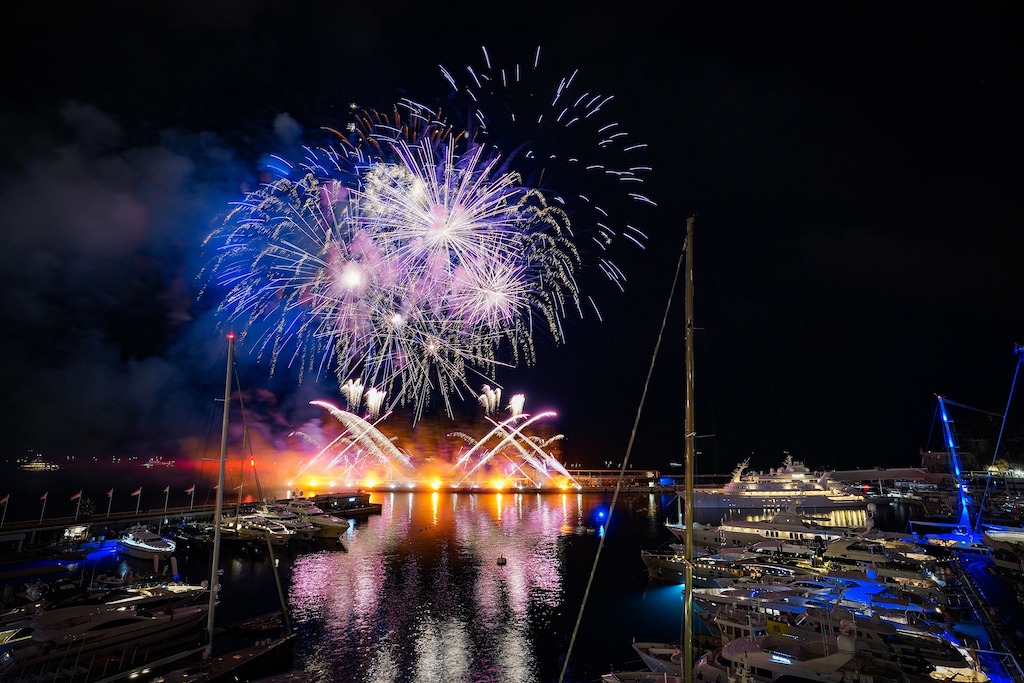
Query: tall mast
[
  {"left": 682, "top": 216, "right": 695, "bottom": 682},
  {"left": 206, "top": 333, "right": 233, "bottom": 660}
]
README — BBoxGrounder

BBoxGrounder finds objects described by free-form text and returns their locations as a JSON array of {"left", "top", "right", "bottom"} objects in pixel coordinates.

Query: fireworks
[
  {"left": 201, "top": 47, "right": 653, "bottom": 420},
  {"left": 436, "top": 45, "right": 656, "bottom": 316}
]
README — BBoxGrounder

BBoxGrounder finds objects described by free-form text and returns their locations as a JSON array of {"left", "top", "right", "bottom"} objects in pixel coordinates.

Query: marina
[{"left": 0, "top": 488, "right": 1022, "bottom": 682}]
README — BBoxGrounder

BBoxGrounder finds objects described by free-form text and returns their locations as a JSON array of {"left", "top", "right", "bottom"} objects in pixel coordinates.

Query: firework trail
[
  {"left": 435, "top": 45, "right": 656, "bottom": 319},
  {"left": 201, "top": 47, "right": 653, "bottom": 421}
]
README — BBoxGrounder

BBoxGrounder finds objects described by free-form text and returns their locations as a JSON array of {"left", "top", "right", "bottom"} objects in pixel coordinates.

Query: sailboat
[{"left": 150, "top": 334, "right": 300, "bottom": 683}]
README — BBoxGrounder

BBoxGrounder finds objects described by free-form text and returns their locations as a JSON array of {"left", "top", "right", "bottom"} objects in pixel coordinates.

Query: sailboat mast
[
  {"left": 682, "top": 216, "right": 695, "bottom": 682},
  {"left": 206, "top": 333, "right": 234, "bottom": 660}
]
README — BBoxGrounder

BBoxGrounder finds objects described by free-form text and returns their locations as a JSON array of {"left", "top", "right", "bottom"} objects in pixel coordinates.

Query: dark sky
[{"left": 0, "top": 2, "right": 1020, "bottom": 477}]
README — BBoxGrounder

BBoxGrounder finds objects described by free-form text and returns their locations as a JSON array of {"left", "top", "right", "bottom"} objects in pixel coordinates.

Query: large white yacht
[{"left": 686, "top": 454, "right": 877, "bottom": 510}]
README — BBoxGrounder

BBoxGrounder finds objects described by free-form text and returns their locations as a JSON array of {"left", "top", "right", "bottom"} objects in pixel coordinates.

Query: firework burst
[
  {"left": 202, "top": 106, "right": 580, "bottom": 420},
  {"left": 201, "top": 47, "right": 654, "bottom": 421}
]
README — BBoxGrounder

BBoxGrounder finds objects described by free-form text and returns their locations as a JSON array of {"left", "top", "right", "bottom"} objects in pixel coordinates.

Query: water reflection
[{"left": 289, "top": 492, "right": 600, "bottom": 682}]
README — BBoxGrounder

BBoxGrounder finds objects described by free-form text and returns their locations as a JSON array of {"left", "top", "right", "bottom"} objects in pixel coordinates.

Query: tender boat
[{"left": 117, "top": 524, "right": 176, "bottom": 560}]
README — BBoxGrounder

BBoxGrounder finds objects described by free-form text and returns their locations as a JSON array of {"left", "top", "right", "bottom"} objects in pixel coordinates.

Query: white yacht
[
  {"left": 687, "top": 454, "right": 876, "bottom": 510},
  {"left": 707, "top": 508, "right": 849, "bottom": 550},
  {"left": 247, "top": 503, "right": 319, "bottom": 540},
  {"left": 280, "top": 497, "right": 325, "bottom": 516},
  {"left": 117, "top": 525, "right": 176, "bottom": 561},
  {"left": 277, "top": 498, "right": 351, "bottom": 535},
  {"left": 220, "top": 515, "right": 296, "bottom": 546}
]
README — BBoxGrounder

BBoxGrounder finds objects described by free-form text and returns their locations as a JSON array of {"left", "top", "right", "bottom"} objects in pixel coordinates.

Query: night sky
[{"left": 1, "top": 2, "right": 1020, "bottom": 480}]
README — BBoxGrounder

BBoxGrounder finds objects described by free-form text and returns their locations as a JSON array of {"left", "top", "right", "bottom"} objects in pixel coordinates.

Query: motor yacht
[
  {"left": 246, "top": 503, "right": 319, "bottom": 540},
  {"left": 0, "top": 602, "right": 208, "bottom": 675},
  {"left": 687, "top": 454, "right": 876, "bottom": 510},
  {"left": 117, "top": 524, "right": 176, "bottom": 561},
  {"left": 280, "top": 497, "right": 325, "bottom": 516},
  {"left": 220, "top": 515, "right": 296, "bottom": 546}
]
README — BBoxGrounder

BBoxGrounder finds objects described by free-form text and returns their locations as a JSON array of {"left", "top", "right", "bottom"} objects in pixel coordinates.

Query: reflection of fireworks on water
[{"left": 202, "top": 46, "right": 653, "bottom": 420}]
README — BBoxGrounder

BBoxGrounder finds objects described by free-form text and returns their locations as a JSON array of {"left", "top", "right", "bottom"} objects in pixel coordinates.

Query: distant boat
[
  {"left": 684, "top": 454, "right": 878, "bottom": 510},
  {"left": 17, "top": 455, "right": 60, "bottom": 472},
  {"left": 117, "top": 524, "right": 176, "bottom": 561}
]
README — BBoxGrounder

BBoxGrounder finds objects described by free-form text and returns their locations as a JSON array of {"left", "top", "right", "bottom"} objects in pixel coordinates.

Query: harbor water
[{"left": 3, "top": 490, "right": 1022, "bottom": 682}]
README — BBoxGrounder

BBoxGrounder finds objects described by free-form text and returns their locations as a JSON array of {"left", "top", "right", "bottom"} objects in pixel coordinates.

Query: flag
[
  {"left": 70, "top": 490, "right": 82, "bottom": 501},
  {"left": 131, "top": 487, "right": 142, "bottom": 497},
  {"left": 39, "top": 492, "right": 48, "bottom": 501},
  {"left": 163, "top": 486, "right": 170, "bottom": 494},
  {"left": 106, "top": 489, "right": 113, "bottom": 498},
  {"left": 0, "top": 494, "right": 8, "bottom": 506},
  {"left": 185, "top": 485, "right": 195, "bottom": 495}
]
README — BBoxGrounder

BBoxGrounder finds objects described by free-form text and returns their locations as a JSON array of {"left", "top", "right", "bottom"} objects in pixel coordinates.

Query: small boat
[
  {"left": 631, "top": 642, "right": 686, "bottom": 675},
  {"left": 237, "top": 610, "right": 285, "bottom": 634},
  {"left": 117, "top": 524, "right": 176, "bottom": 561},
  {"left": 172, "top": 521, "right": 216, "bottom": 547}
]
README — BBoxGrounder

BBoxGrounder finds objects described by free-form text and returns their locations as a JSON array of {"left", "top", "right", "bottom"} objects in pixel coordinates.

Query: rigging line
[
  {"left": 973, "top": 345, "right": 1023, "bottom": 535},
  {"left": 558, "top": 232, "right": 687, "bottom": 683}
]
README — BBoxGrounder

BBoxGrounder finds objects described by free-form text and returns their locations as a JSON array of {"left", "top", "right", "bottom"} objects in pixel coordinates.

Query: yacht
[
  {"left": 601, "top": 671, "right": 683, "bottom": 683},
  {"left": 693, "top": 631, "right": 968, "bottom": 682},
  {"left": 220, "top": 515, "right": 296, "bottom": 546},
  {"left": 0, "top": 602, "right": 208, "bottom": 675},
  {"left": 277, "top": 498, "right": 352, "bottom": 534},
  {"left": 117, "top": 524, "right": 176, "bottom": 561},
  {"left": 702, "top": 508, "right": 849, "bottom": 550},
  {"left": 280, "top": 497, "right": 325, "bottom": 516},
  {"left": 643, "top": 547, "right": 815, "bottom": 586},
  {"left": 686, "top": 454, "right": 876, "bottom": 510},
  {"left": 246, "top": 503, "right": 319, "bottom": 540}
]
